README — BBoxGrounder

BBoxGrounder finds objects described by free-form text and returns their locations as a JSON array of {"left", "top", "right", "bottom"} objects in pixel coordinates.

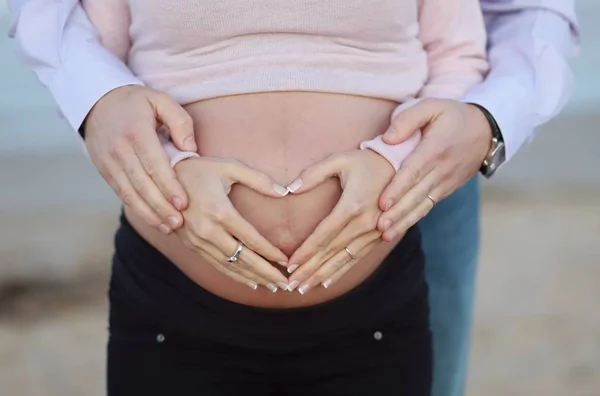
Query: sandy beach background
[{"left": 1, "top": 2, "right": 599, "bottom": 395}]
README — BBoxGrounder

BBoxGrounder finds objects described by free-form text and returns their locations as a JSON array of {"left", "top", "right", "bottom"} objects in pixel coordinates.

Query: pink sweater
[{"left": 83, "top": 0, "right": 488, "bottom": 170}]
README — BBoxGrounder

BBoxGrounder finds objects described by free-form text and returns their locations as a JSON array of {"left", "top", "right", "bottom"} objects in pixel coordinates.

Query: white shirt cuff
[
  {"left": 49, "top": 45, "right": 144, "bottom": 132},
  {"left": 461, "top": 76, "right": 534, "bottom": 164}
]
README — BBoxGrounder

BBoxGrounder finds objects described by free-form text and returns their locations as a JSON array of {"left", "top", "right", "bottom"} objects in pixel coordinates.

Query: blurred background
[{"left": 0, "top": 2, "right": 599, "bottom": 396}]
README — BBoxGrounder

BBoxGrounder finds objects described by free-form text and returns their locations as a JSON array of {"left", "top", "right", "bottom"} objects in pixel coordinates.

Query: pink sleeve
[
  {"left": 359, "top": 99, "right": 423, "bottom": 171},
  {"left": 81, "top": 0, "right": 132, "bottom": 61},
  {"left": 157, "top": 127, "right": 200, "bottom": 168},
  {"left": 417, "top": 0, "right": 489, "bottom": 99},
  {"left": 360, "top": 0, "right": 488, "bottom": 171}
]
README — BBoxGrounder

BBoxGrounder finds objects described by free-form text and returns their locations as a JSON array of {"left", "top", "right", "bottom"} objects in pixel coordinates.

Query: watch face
[
  {"left": 491, "top": 141, "right": 506, "bottom": 166},
  {"left": 483, "top": 140, "right": 506, "bottom": 177}
]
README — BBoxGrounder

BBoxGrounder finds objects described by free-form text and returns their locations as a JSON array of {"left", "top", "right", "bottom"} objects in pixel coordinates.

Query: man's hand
[
  {"left": 84, "top": 85, "right": 197, "bottom": 235},
  {"left": 377, "top": 98, "right": 492, "bottom": 240}
]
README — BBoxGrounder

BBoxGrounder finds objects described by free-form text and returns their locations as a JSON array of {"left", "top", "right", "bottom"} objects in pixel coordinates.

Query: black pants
[{"left": 107, "top": 216, "right": 432, "bottom": 395}]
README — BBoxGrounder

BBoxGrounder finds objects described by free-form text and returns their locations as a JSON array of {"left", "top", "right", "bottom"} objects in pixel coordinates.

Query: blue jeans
[{"left": 418, "top": 177, "right": 481, "bottom": 396}]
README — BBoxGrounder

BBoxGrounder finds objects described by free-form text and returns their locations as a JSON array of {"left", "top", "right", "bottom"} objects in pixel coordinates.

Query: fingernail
[
  {"left": 298, "top": 284, "right": 310, "bottom": 295},
  {"left": 267, "top": 283, "right": 278, "bottom": 293},
  {"left": 277, "top": 261, "right": 288, "bottom": 267},
  {"left": 172, "top": 196, "right": 184, "bottom": 210},
  {"left": 287, "top": 264, "right": 299, "bottom": 274},
  {"left": 183, "top": 136, "right": 197, "bottom": 151},
  {"left": 322, "top": 278, "right": 333, "bottom": 289},
  {"left": 167, "top": 216, "right": 180, "bottom": 228},
  {"left": 158, "top": 224, "right": 171, "bottom": 235},
  {"left": 277, "top": 282, "right": 290, "bottom": 291},
  {"left": 382, "top": 219, "right": 392, "bottom": 231},
  {"left": 385, "top": 200, "right": 393, "bottom": 211},
  {"left": 246, "top": 281, "right": 258, "bottom": 290},
  {"left": 286, "top": 179, "right": 302, "bottom": 193},
  {"left": 288, "top": 280, "right": 300, "bottom": 292},
  {"left": 273, "top": 184, "right": 289, "bottom": 196},
  {"left": 387, "top": 231, "right": 396, "bottom": 240}
]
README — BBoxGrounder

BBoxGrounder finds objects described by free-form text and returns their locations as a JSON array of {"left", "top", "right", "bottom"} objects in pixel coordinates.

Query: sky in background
[{"left": 0, "top": 2, "right": 598, "bottom": 155}]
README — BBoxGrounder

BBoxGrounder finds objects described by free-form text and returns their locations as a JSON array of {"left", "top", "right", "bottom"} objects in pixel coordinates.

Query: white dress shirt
[{"left": 7, "top": 0, "right": 580, "bottom": 164}]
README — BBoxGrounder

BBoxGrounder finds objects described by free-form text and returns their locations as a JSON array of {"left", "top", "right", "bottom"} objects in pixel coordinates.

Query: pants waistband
[{"left": 111, "top": 214, "right": 426, "bottom": 347}]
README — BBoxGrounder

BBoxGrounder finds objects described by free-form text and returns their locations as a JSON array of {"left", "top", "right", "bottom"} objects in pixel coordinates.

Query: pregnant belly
[{"left": 125, "top": 92, "right": 402, "bottom": 308}]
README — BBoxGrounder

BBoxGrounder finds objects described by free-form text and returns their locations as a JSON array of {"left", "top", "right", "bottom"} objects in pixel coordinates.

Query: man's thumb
[
  {"left": 154, "top": 94, "right": 197, "bottom": 152},
  {"left": 382, "top": 98, "right": 431, "bottom": 145}
]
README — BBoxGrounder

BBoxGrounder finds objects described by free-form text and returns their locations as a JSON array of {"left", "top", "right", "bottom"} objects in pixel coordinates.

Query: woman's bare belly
[{"left": 125, "top": 92, "right": 404, "bottom": 308}]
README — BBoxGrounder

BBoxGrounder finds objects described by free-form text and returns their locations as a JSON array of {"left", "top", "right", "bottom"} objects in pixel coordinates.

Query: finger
[
  {"left": 151, "top": 93, "right": 197, "bottom": 152},
  {"left": 213, "top": 264, "right": 262, "bottom": 291},
  {"left": 379, "top": 168, "right": 439, "bottom": 239},
  {"left": 383, "top": 198, "right": 434, "bottom": 242},
  {"left": 298, "top": 231, "right": 380, "bottom": 293},
  {"left": 325, "top": 210, "right": 380, "bottom": 254},
  {"left": 132, "top": 128, "right": 189, "bottom": 213},
  {"left": 104, "top": 160, "right": 168, "bottom": 233},
  {"left": 287, "top": 196, "right": 360, "bottom": 269},
  {"left": 382, "top": 98, "right": 433, "bottom": 145},
  {"left": 180, "top": 235, "right": 268, "bottom": 291},
  {"left": 290, "top": 209, "right": 379, "bottom": 277},
  {"left": 199, "top": 247, "right": 276, "bottom": 291},
  {"left": 378, "top": 142, "right": 439, "bottom": 212},
  {"left": 117, "top": 143, "right": 184, "bottom": 230},
  {"left": 285, "top": 153, "right": 345, "bottom": 194},
  {"left": 209, "top": 227, "right": 289, "bottom": 287},
  {"left": 219, "top": 204, "right": 289, "bottom": 265},
  {"left": 321, "top": 240, "right": 380, "bottom": 289},
  {"left": 227, "top": 161, "right": 289, "bottom": 197}
]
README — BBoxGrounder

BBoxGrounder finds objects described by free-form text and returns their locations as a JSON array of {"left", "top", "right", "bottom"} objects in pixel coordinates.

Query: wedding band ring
[
  {"left": 226, "top": 241, "right": 244, "bottom": 263},
  {"left": 427, "top": 194, "right": 437, "bottom": 209},
  {"left": 344, "top": 247, "right": 357, "bottom": 260}
]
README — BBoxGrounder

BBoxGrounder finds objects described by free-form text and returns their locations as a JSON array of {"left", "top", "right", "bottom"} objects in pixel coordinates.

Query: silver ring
[
  {"left": 344, "top": 247, "right": 357, "bottom": 260},
  {"left": 226, "top": 241, "right": 244, "bottom": 263},
  {"left": 427, "top": 194, "right": 437, "bottom": 209}
]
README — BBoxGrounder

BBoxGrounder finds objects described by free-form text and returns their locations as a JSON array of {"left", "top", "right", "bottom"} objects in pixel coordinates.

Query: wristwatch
[{"left": 468, "top": 103, "right": 506, "bottom": 178}]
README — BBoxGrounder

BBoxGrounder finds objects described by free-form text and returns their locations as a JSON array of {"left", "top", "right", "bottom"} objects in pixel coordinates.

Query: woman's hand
[
  {"left": 376, "top": 98, "right": 492, "bottom": 240},
  {"left": 174, "top": 157, "right": 291, "bottom": 292},
  {"left": 285, "top": 150, "right": 395, "bottom": 294},
  {"left": 84, "top": 85, "right": 198, "bottom": 235}
]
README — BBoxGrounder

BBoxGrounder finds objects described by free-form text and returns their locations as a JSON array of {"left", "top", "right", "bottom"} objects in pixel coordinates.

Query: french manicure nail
[
  {"left": 172, "top": 196, "right": 184, "bottom": 210},
  {"left": 322, "top": 278, "right": 333, "bottom": 289},
  {"left": 277, "top": 282, "right": 290, "bottom": 291},
  {"left": 382, "top": 219, "right": 392, "bottom": 231},
  {"left": 267, "top": 283, "right": 278, "bottom": 293},
  {"left": 277, "top": 261, "right": 288, "bottom": 267},
  {"left": 167, "top": 216, "right": 180, "bottom": 228},
  {"left": 183, "top": 136, "right": 197, "bottom": 151},
  {"left": 286, "top": 179, "right": 302, "bottom": 193},
  {"left": 288, "top": 280, "right": 300, "bottom": 292},
  {"left": 246, "top": 281, "right": 258, "bottom": 290},
  {"left": 287, "top": 264, "right": 299, "bottom": 274},
  {"left": 298, "top": 284, "right": 310, "bottom": 295},
  {"left": 158, "top": 224, "right": 171, "bottom": 235},
  {"left": 273, "top": 184, "right": 289, "bottom": 196}
]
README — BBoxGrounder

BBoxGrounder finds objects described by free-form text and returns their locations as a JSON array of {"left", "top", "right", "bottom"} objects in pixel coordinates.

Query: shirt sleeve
[
  {"left": 81, "top": 0, "right": 132, "bottom": 62},
  {"left": 461, "top": 0, "right": 581, "bottom": 163},
  {"left": 7, "top": 0, "right": 144, "bottom": 132},
  {"left": 360, "top": 0, "right": 489, "bottom": 171}
]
